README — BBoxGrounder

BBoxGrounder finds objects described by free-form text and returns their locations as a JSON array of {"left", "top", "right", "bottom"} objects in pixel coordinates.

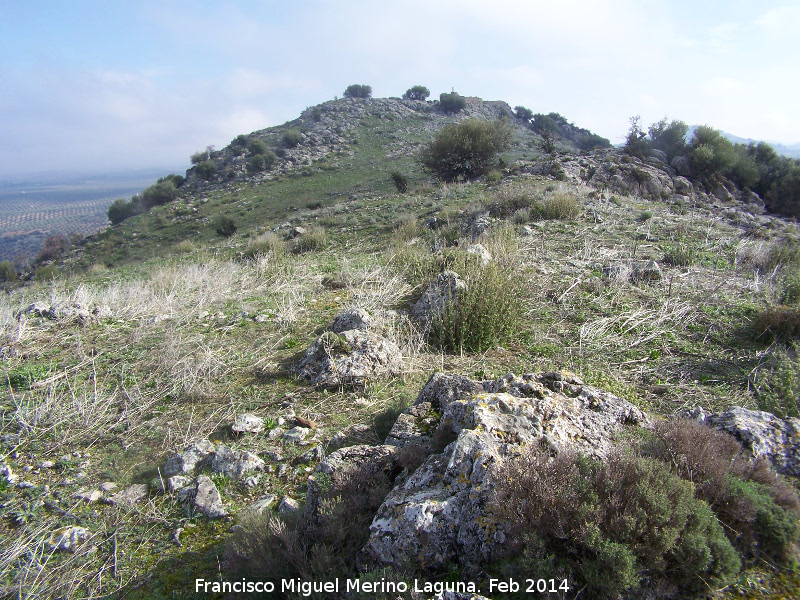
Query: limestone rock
[
  {"left": 363, "top": 371, "right": 649, "bottom": 571},
  {"left": 283, "top": 426, "right": 310, "bottom": 443},
  {"left": 47, "top": 526, "right": 90, "bottom": 553},
  {"left": 211, "top": 446, "right": 265, "bottom": 480},
  {"left": 278, "top": 496, "right": 301, "bottom": 517},
  {"left": 109, "top": 484, "right": 149, "bottom": 506},
  {"left": 706, "top": 407, "right": 800, "bottom": 477},
  {"left": 247, "top": 494, "right": 277, "bottom": 514},
  {"left": 163, "top": 439, "right": 215, "bottom": 477},
  {"left": 412, "top": 271, "right": 466, "bottom": 320},
  {"left": 231, "top": 414, "right": 264, "bottom": 435},
  {"left": 330, "top": 307, "right": 375, "bottom": 333},
  {"left": 466, "top": 243, "right": 492, "bottom": 267},
  {"left": 73, "top": 490, "right": 102, "bottom": 503},
  {"left": 297, "top": 328, "right": 403, "bottom": 387},
  {"left": 632, "top": 260, "right": 663, "bottom": 282},
  {"left": 178, "top": 476, "right": 227, "bottom": 519}
]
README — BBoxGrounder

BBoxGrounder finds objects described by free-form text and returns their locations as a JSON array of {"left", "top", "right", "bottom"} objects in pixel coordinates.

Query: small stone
[
  {"left": 267, "top": 427, "right": 286, "bottom": 440},
  {"left": 18, "top": 481, "right": 35, "bottom": 489},
  {"left": 47, "top": 526, "right": 90, "bottom": 553},
  {"left": 23, "top": 465, "right": 33, "bottom": 473},
  {"left": 294, "top": 446, "right": 325, "bottom": 464},
  {"left": 231, "top": 414, "right": 265, "bottom": 435},
  {"left": 109, "top": 484, "right": 149, "bottom": 506},
  {"left": 278, "top": 497, "right": 301, "bottom": 517},
  {"left": 40, "top": 461, "right": 56, "bottom": 469},
  {"left": 73, "top": 490, "right": 102, "bottom": 503},
  {"left": 247, "top": 494, "right": 277, "bottom": 514},
  {"left": 283, "top": 427, "right": 310, "bottom": 443},
  {"left": 242, "top": 475, "right": 260, "bottom": 488},
  {"left": 99, "top": 482, "right": 118, "bottom": 493}
]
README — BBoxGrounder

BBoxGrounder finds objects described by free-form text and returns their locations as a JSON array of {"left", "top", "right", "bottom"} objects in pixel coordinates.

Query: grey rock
[
  {"left": 278, "top": 496, "right": 301, "bottom": 517},
  {"left": 520, "top": 225, "right": 535, "bottom": 236},
  {"left": 267, "top": 427, "right": 286, "bottom": 440},
  {"left": 297, "top": 328, "right": 403, "bottom": 387},
  {"left": 109, "top": 484, "right": 149, "bottom": 506},
  {"left": 283, "top": 427, "right": 310, "bottom": 443},
  {"left": 466, "top": 243, "right": 492, "bottom": 267},
  {"left": 671, "top": 155, "right": 692, "bottom": 177},
  {"left": 363, "top": 371, "right": 648, "bottom": 571},
  {"left": 423, "top": 216, "right": 439, "bottom": 230},
  {"left": 650, "top": 149, "right": 667, "bottom": 163},
  {"left": 211, "top": 446, "right": 265, "bottom": 480},
  {"left": 247, "top": 494, "right": 277, "bottom": 514},
  {"left": 47, "top": 526, "right": 90, "bottom": 553},
  {"left": 72, "top": 490, "right": 102, "bottom": 503},
  {"left": 40, "top": 461, "right": 56, "bottom": 469},
  {"left": 163, "top": 439, "right": 215, "bottom": 477},
  {"left": 99, "top": 482, "right": 118, "bottom": 493},
  {"left": 412, "top": 271, "right": 466, "bottom": 320},
  {"left": 178, "top": 476, "right": 227, "bottom": 519},
  {"left": 330, "top": 307, "right": 375, "bottom": 333},
  {"left": 632, "top": 260, "right": 663, "bottom": 282},
  {"left": 294, "top": 446, "right": 325, "bottom": 464},
  {"left": 231, "top": 414, "right": 264, "bottom": 435},
  {"left": 1, "top": 464, "right": 19, "bottom": 485},
  {"left": 706, "top": 407, "right": 800, "bottom": 476},
  {"left": 672, "top": 175, "right": 693, "bottom": 195}
]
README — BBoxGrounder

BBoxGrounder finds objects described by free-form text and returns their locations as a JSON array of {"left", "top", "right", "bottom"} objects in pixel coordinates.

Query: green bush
[
  {"left": 242, "top": 233, "right": 287, "bottom": 261},
  {"left": 190, "top": 150, "right": 208, "bottom": 164},
  {"left": 403, "top": 85, "right": 430, "bottom": 101},
  {"left": 141, "top": 180, "right": 178, "bottom": 208},
  {"left": 420, "top": 118, "right": 511, "bottom": 182},
  {"left": 213, "top": 215, "right": 237, "bottom": 238},
  {"left": 389, "top": 170, "right": 408, "bottom": 193},
  {"left": 247, "top": 138, "right": 268, "bottom": 155},
  {"left": 281, "top": 129, "right": 302, "bottom": 148},
  {"left": 781, "top": 269, "right": 800, "bottom": 305},
  {"left": 247, "top": 151, "right": 277, "bottom": 173},
  {"left": 538, "top": 191, "right": 580, "bottom": 220},
  {"left": 194, "top": 160, "right": 217, "bottom": 180},
  {"left": 624, "top": 115, "right": 650, "bottom": 159},
  {"left": 752, "top": 344, "right": 800, "bottom": 417},
  {"left": 648, "top": 118, "right": 689, "bottom": 162},
  {"left": 430, "top": 257, "right": 521, "bottom": 353},
  {"left": 0, "top": 260, "right": 18, "bottom": 282},
  {"left": 754, "top": 305, "right": 800, "bottom": 341},
  {"left": 492, "top": 448, "right": 741, "bottom": 599},
  {"left": 662, "top": 237, "right": 699, "bottom": 267},
  {"left": 157, "top": 173, "right": 185, "bottom": 188},
  {"left": 343, "top": 84, "right": 372, "bottom": 99},
  {"left": 642, "top": 419, "right": 800, "bottom": 560},
  {"left": 484, "top": 170, "right": 502, "bottom": 184},
  {"left": 107, "top": 198, "right": 131, "bottom": 225},
  {"left": 439, "top": 91, "right": 466, "bottom": 114},
  {"left": 34, "top": 265, "right": 59, "bottom": 281},
  {"left": 513, "top": 106, "right": 533, "bottom": 123}
]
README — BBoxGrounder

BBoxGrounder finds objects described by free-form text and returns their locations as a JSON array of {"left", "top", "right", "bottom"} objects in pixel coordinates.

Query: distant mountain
[{"left": 687, "top": 126, "right": 800, "bottom": 159}]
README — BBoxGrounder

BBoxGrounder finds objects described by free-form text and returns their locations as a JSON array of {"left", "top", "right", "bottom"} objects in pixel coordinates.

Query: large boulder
[
  {"left": 705, "top": 406, "right": 800, "bottom": 477},
  {"left": 361, "top": 371, "right": 649, "bottom": 571}
]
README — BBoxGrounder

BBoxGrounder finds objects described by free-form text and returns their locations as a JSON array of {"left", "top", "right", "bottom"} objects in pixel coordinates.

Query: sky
[{"left": 1, "top": 0, "right": 798, "bottom": 178}]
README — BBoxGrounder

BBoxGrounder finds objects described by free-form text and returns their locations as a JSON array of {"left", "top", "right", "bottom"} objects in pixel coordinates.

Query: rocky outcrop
[
  {"left": 349, "top": 371, "right": 649, "bottom": 571},
  {"left": 15, "top": 301, "right": 112, "bottom": 324},
  {"left": 703, "top": 406, "right": 800, "bottom": 477},
  {"left": 297, "top": 309, "right": 403, "bottom": 387},
  {"left": 178, "top": 475, "right": 227, "bottom": 518}
]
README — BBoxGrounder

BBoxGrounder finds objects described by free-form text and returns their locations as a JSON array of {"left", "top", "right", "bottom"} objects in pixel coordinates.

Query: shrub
[
  {"left": 439, "top": 91, "right": 466, "bottom": 114},
  {"left": 225, "top": 458, "right": 394, "bottom": 585},
  {"left": 343, "top": 84, "right": 372, "bottom": 99},
  {"left": 194, "top": 160, "right": 217, "bottom": 180},
  {"left": 492, "top": 448, "right": 741, "bottom": 599},
  {"left": 754, "top": 305, "right": 800, "bottom": 341},
  {"left": 242, "top": 233, "right": 287, "bottom": 261},
  {"left": 490, "top": 183, "right": 534, "bottom": 218},
  {"left": 781, "top": 269, "right": 800, "bottom": 305},
  {"left": 141, "top": 180, "right": 178, "bottom": 208},
  {"left": 34, "top": 265, "right": 59, "bottom": 281},
  {"left": 213, "top": 215, "right": 237, "bottom": 238},
  {"left": 107, "top": 198, "right": 132, "bottom": 225},
  {"left": 247, "top": 138, "right": 268, "bottom": 155},
  {"left": 389, "top": 170, "right": 408, "bottom": 193},
  {"left": 37, "top": 234, "right": 68, "bottom": 262},
  {"left": 662, "top": 237, "right": 699, "bottom": 267},
  {"left": 293, "top": 226, "right": 327, "bottom": 253},
  {"left": 157, "top": 173, "right": 185, "bottom": 188},
  {"left": 752, "top": 344, "right": 800, "bottom": 417},
  {"left": 190, "top": 150, "right": 207, "bottom": 164},
  {"left": 689, "top": 126, "right": 737, "bottom": 180},
  {"left": 247, "top": 151, "right": 277, "bottom": 173},
  {"left": 403, "top": 85, "right": 430, "bottom": 101},
  {"left": 648, "top": 118, "right": 689, "bottom": 162},
  {"left": 281, "top": 129, "right": 302, "bottom": 148},
  {"left": 420, "top": 118, "right": 512, "bottom": 182},
  {"left": 232, "top": 134, "right": 247, "bottom": 147},
  {"left": 641, "top": 419, "right": 800, "bottom": 560},
  {"left": 484, "top": 170, "right": 502, "bottom": 184},
  {"left": 514, "top": 106, "right": 533, "bottom": 122},
  {"left": 430, "top": 257, "right": 521, "bottom": 353},
  {"left": 0, "top": 260, "right": 18, "bottom": 282},
  {"left": 531, "top": 113, "right": 559, "bottom": 135},
  {"left": 539, "top": 191, "right": 580, "bottom": 220}
]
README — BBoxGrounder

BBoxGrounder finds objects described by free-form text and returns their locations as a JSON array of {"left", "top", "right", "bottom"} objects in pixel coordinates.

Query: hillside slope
[{"left": 1, "top": 96, "right": 800, "bottom": 599}]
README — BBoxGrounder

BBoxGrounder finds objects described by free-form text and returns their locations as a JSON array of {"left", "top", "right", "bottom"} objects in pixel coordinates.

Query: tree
[
  {"left": 403, "top": 85, "right": 430, "bottom": 101},
  {"left": 648, "top": 118, "right": 688, "bottom": 162},
  {"left": 514, "top": 106, "right": 534, "bottom": 123},
  {"left": 108, "top": 198, "right": 132, "bottom": 225},
  {"left": 281, "top": 129, "right": 302, "bottom": 148},
  {"left": 439, "top": 91, "right": 466, "bottom": 114},
  {"left": 194, "top": 160, "right": 217, "bottom": 180},
  {"left": 420, "top": 119, "right": 512, "bottom": 182},
  {"left": 624, "top": 115, "right": 650, "bottom": 159},
  {"left": 689, "top": 125, "right": 736, "bottom": 179},
  {"left": 343, "top": 84, "right": 372, "bottom": 99},
  {"left": 214, "top": 215, "right": 237, "bottom": 238},
  {"left": 247, "top": 138, "right": 269, "bottom": 155}
]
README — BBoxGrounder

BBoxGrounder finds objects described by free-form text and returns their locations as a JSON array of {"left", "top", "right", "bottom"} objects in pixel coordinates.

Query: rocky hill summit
[{"left": 2, "top": 90, "right": 800, "bottom": 599}]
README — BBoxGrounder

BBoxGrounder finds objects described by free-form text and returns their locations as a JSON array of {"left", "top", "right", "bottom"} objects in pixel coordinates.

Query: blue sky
[{"left": 1, "top": 0, "right": 798, "bottom": 177}]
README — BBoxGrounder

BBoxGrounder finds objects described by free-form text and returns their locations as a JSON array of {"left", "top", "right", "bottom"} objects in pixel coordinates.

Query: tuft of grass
[
  {"left": 293, "top": 226, "right": 327, "bottom": 254},
  {"left": 538, "top": 191, "right": 580, "bottom": 220},
  {"left": 242, "top": 232, "right": 288, "bottom": 261}
]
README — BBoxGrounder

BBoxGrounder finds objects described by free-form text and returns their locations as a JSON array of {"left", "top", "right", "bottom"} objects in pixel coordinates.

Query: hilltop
[{"left": 1, "top": 92, "right": 800, "bottom": 599}]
